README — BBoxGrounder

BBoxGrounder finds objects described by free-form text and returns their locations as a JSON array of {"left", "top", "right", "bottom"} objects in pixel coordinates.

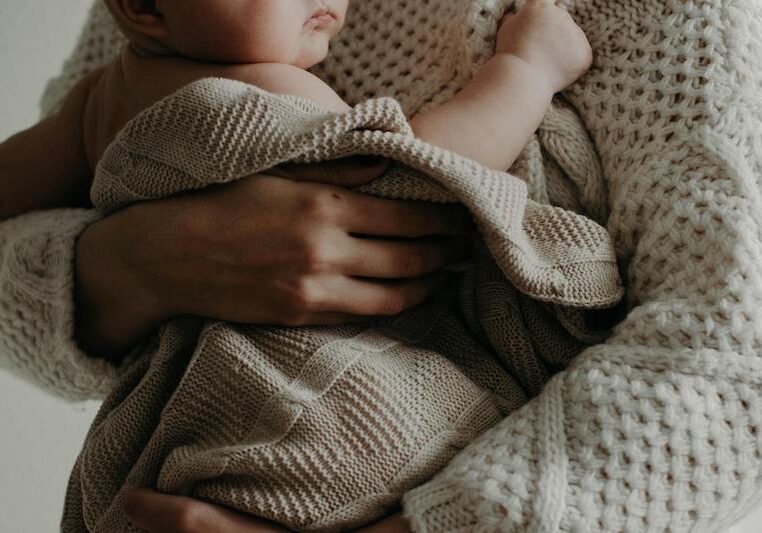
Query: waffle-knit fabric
[
  {"left": 401, "top": 1, "right": 762, "bottom": 531},
  {"left": 0, "top": 208, "right": 118, "bottom": 400},
  {"left": 61, "top": 74, "right": 620, "bottom": 532},
  {"left": 2, "top": 0, "right": 761, "bottom": 531}
]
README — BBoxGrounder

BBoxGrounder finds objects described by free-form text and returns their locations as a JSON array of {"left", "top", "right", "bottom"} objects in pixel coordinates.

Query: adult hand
[
  {"left": 75, "top": 157, "right": 473, "bottom": 360},
  {"left": 122, "top": 488, "right": 290, "bottom": 533},
  {"left": 122, "top": 488, "right": 412, "bottom": 533}
]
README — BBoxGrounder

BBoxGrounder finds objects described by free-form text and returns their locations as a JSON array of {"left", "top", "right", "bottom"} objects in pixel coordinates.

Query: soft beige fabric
[
  {"left": 0, "top": 208, "right": 118, "bottom": 401},
  {"left": 62, "top": 72, "right": 621, "bottom": 531},
  {"left": 2, "top": 0, "right": 759, "bottom": 531}
]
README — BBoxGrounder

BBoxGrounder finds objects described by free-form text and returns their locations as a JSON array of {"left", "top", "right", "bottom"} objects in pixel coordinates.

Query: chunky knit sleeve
[
  {"left": 0, "top": 2, "right": 126, "bottom": 401},
  {"left": 0, "top": 209, "right": 126, "bottom": 401},
  {"left": 402, "top": 1, "right": 762, "bottom": 530}
]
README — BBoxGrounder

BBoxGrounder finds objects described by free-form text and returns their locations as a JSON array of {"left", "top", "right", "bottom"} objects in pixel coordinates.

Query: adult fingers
[
  {"left": 336, "top": 234, "right": 469, "bottom": 278},
  {"left": 335, "top": 192, "right": 474, "bottom": 237},
  {"left": 123, "top": 488, "right": 208, "bottom": 532},
  {"left": 306, "top": 272, "right": 449, "bottom": 316},
  {"left": 123, "top": 488, "right": 289, "bottom": 533},
  {"left": 252, "top": 173, "right": 474, "bottom": 238}
]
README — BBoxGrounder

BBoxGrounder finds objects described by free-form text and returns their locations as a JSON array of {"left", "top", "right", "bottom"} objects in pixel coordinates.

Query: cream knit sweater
[{"left": 2, "top": 0, "right": 762, "bottom": 531}]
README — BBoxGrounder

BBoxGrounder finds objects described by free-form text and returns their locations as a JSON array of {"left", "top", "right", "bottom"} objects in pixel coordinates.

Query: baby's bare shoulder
[
  {"left": 139, "top": 58, "right": 350, "bottom": 112},
  {"left": 222, "top": 63, "right": 351, "bottom": 112}
]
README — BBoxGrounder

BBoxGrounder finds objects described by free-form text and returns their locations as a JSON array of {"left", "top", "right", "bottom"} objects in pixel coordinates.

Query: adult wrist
[{"left": 74, "top": 206, "right": 170, "bottom": 361}]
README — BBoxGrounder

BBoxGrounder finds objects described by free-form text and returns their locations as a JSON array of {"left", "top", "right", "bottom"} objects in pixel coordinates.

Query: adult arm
[
  {"left": 1, "top": 163, "right": 471, "bottom": 400},
  {"left": 121, "top": 488, "right": 410, "bottom": 533}
]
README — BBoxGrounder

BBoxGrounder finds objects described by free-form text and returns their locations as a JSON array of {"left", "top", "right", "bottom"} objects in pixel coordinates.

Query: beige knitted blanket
[
  {"left": 62, "top": 75, "right": 622, "bottom": 531},
  {"left": 0, "top": 0, "right": 754, "bottom": 531}
]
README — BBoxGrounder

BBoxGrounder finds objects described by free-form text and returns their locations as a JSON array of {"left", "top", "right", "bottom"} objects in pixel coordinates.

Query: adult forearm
[
  {"left": 74, "top": 205, "right": 171, "bottom": 361},
  {"left": 409, "top": 54, "right": 553, "bottom": 171}
]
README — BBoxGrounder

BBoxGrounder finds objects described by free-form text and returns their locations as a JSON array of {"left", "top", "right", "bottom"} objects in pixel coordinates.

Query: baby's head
[{"left": 105, "top": 0, "right": 348, "bottom": 68}]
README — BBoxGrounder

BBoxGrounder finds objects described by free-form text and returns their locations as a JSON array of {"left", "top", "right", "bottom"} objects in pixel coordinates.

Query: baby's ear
[{"left": 109, "top": 0, "right": 168, "bottom": 40}]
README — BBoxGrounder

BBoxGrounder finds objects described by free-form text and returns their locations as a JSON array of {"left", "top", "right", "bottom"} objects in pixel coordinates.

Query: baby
[
  {"left": 2, "top": 0, "right": 597, "bottom": 531},
  {"left": 0, "top": 0, "right": 592, "bottom": 218}
]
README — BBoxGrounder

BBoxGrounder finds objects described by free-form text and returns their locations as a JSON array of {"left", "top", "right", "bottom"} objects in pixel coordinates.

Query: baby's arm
[
  {"left": 410, "top": 55, "right": 553, "bottom": 172},
  {"left": 410, "top": 1, "right": 593, "bottom": 171},
  {"left": 0, "top": 71, "right": 99, "bottom": 221}
]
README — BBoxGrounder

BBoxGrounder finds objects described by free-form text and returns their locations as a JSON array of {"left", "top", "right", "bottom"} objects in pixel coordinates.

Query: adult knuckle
[
  {"left": 174, "top": 503, "right": 206, "bottom": 533},
  {"left": 284, "top": 276, "right": 322, "bottom": 314},
  {"left": 298, "top": 240, "right": 333, "bottom": 273},
  {"left": 299, "top": 190, "right": 340, "bottom": 223}
]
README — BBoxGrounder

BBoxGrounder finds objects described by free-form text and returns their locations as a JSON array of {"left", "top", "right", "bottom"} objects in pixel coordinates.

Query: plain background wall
[{"left": 0, "top": 1, "right": 760, "bottom": 532}]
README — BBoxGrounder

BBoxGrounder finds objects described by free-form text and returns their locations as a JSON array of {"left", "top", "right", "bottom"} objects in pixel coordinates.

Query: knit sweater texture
[{"left": 2, "top": 0, "right": 761, "bottom": 531}]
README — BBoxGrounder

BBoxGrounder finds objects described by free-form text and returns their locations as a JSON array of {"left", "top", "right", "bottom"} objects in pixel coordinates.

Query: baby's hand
[{"left": 495, "top": 0, "right": 593, "bottom": 94}]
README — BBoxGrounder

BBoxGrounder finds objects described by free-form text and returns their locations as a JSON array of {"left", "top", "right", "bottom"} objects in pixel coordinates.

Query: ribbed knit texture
[{"left": 5, "top": 0, "right": 760, "bottom": 531}]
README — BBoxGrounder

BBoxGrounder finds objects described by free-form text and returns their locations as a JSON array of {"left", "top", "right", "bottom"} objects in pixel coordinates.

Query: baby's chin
[{"left": 295, "top": 40, "right": 333, "bottom": 70}]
